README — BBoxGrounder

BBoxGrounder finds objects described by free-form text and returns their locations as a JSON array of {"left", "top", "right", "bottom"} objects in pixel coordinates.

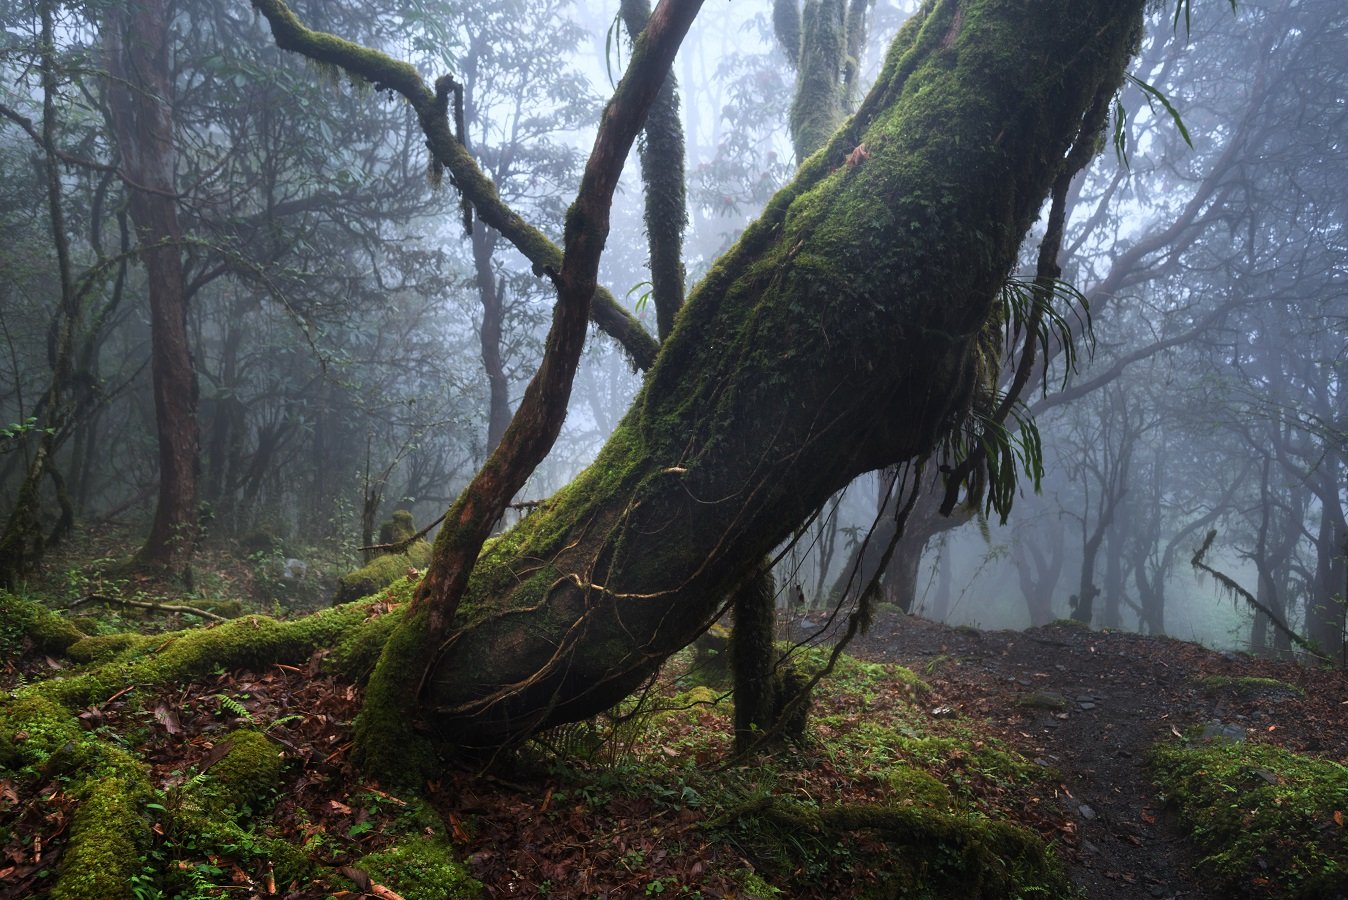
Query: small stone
[
  {"left": 1200, "top": 721, "right": 1247, "bottom": 744},
  {"left": 1079, "top": 803, "right": 1097, "bottom": 820},
  {"left": 1078, "top": 701, "right": 1097, "bottom": 710},
  {"left": 1017, "top": 691, "right": 1069, "bottom": 711}
]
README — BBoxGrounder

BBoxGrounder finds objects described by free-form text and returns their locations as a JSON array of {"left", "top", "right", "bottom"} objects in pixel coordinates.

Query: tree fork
[{"left": 413, "top": 0, "right": 1147, "bottom": 751}]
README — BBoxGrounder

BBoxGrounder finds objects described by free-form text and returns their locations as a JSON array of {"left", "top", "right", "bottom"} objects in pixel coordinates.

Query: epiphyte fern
[{"left": 999, "top": 276, "right": 1092, "bottom": 393}]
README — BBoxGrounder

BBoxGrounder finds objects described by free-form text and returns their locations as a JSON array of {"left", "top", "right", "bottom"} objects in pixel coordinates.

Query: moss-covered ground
[
  {"left": 11, "top": 532, "right": 1348, "bottom": 897},
  {"left": 1151, "top": 738, "right": 1348, "bottom": 898},
  {"left": 2, "top": 569, "right": 1076, "bottom": 898}
]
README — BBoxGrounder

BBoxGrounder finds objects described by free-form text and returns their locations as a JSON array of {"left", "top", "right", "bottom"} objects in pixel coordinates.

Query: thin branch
[
  {"left": 69, "top": 593, "right": 227, "bottom": 622},
  {"left": 1191, "top": 529, "right": 1329, "bottom": 662}
]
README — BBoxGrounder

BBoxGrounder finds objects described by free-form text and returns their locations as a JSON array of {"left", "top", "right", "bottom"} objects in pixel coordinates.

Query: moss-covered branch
[
  {"left": 1191, "top": 529, "right": 1329, "bottom": 661},
  {"left": 249, "top": 0, "right": 659, "bottom": 369}
]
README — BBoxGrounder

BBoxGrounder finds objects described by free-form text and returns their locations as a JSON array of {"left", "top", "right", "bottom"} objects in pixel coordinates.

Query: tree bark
[
  {"left": 414, "top": 0, "right": 1147, "bottom": 751},
  {"left": 621, "top": 0, "right": 688, "bottom": 341},
  {"left": 471, "top": 226, "right": 512, "bottom": 452},
  {"left": 104, "top": 0, "right": 200, "bottom": 569}
]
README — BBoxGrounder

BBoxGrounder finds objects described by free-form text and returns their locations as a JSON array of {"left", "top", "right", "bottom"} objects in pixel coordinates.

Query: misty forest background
[{"left": 2, "top": 0, "right": 1345, "bottom": 659}]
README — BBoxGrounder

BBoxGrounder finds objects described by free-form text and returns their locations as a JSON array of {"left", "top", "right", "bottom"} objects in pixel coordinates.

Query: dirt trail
[{"left": 846, "top": 616, "right": 1348, "bottom": 899}]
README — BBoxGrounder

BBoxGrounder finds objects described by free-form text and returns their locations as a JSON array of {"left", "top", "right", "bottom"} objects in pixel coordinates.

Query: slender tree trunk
[
  {"left": 105, "top": 0, "right": 199, "bottom": 569},
  {"left": 1014, "top": 523, "right": 1063, "bottom": 627},
  {"left": 1306, "top": 493, "right": 1347, "bottom": 662},
  {"left": 622, "top": 0, "right": 688, "bottom": 341},
  {"left": 1102, "top": 526, "right": 1125, "bottom": 629},
  {"left": 471, "top": 226, "right": 512, "bottom": 452}
]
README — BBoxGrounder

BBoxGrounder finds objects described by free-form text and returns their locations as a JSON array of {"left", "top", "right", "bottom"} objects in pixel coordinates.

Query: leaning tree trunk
[{"left": 395, "top": 0, "right": 1146, "bottom": 756}]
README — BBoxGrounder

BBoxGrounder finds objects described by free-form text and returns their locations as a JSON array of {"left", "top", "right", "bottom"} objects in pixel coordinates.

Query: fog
[{"left": 1, "top": 0, "right": 1344, "bottom": 658}]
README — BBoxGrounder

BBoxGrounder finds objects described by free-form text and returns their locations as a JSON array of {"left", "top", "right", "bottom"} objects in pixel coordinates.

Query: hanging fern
[
  {"left": 999, "top": 275, "right": 1093, "bottom": 394},
  {"left": 968, "top": 398, "right": 1045, "bottom": 523}
]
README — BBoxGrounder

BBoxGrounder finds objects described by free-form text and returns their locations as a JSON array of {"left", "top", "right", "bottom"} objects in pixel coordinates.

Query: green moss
[
  {"left": 1151, "top": 740, "right": 1348, "bottom": 897},
  {"left": 330, "top": 602, "right": 406, "bottom": 681},
  {"left": 724, "top": 797, "right": 1072, "bottom": 898},
  {"left": 0, "top": 694, "right": 80, "bottom": 774},
  {"left": 1016, "top": 690, "right": 1069, "bottom": 711},
  {"left": 66, "top": 631, "right": 157, "bottom": 664},
  {"left": 355, "top": 834, "right": 482, "bottom": 899},
  {"left": 334, "top": 543, "right": 432, "bottom": 604},
  {"left": 14, "top": 599, "right": 381, "bottom": 711},
  {"left": 886, "top": 765, "right": 955, "bottom": 810},
  {"left": 0, "top": 590, "right": 85, "bottom": 656},
  {"left": 1045, "top": 618, "right": 1090, "bottom": 629},
  {"left": 179, "top": 811, "right": 318, "bottom": 887},
  {"left": 1198, "top": 675, "right": 1304, "bottom": 699},
  {"left": 352, "top": 604, "right": 440, "bottom": 784},
  {"left": 51, "top": 774, "right": 151, "bottom": 900},
  {"left": 379, "top": 510, "right": 418, "bottom": 545},
  {"left": 793, "top": 645, "right": 929, "bottom": 699},
  {"left": 192, "top": 729, "right": 285, "bottom": 816}
]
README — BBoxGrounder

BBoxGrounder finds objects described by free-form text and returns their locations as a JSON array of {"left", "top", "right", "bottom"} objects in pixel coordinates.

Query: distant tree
[
  {"left": 0, "top": 0, "right": 130, "bottom": 586},
  {"left": 102, "top": 0, "right": 201, "bottom": 569}
]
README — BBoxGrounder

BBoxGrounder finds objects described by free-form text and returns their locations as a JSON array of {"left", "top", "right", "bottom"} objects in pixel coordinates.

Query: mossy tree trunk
[
  {"left": 395, "top": 0, "right": 1147, "bottom": 755},
  {"left": 776, "top": 0, "right": 875, "bottom": 161},
  {"left": 621, "top": 0, "right": 688, "bottom": 341}
]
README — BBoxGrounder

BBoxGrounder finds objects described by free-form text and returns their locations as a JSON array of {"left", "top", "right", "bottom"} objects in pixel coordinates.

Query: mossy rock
[
  {"left": 193, "top": 729, "right": 286, "bottom": 816},
  {"left": 378, "top": 510, "right": 418, "bottom": 545},
  {"left": 1198, "top": 675, "right": 1304, "bottom": 700},
  {"left": 691, "top": 622, "right": 732, "bottom": 682},
  {"left": 355, "top": 834, "right": 482, "bottom": 899},
  {"left": 0, "top": 591, "right": 86, "bottom": 657},
  {"left": 1016, "top": 690, "right": 1069, "bottom": 711},
  {"left": 333, "top": 542, "right": 432, "bottom": 605}
]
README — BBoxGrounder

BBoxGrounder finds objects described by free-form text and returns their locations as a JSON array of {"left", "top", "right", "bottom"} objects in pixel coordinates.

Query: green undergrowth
[
  {"left": 1, "top": 582, "right": 483, "bottom": 898},
  {"left": 521, "top": 647, "right": 1073, "bottom": 897},
  {"left": 6, "top": 586, "right": 1067, "bottom": 897},
  {"left": 1151, "top": 737, "right": 1348, "bottom": 898}
]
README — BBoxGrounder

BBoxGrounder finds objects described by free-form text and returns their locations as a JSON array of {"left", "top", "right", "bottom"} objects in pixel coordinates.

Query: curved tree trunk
[{"left": 409, "top": 0, "right": 1146, "bottom": 753}]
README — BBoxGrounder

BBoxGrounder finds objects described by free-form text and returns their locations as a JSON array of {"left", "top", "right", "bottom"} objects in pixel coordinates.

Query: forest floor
[
  {"left": 5, "top": 539, "right": 1348, "bottom": 899},
  {"left": 848, "top": 614, "right": 1348, "bottom": 899}
]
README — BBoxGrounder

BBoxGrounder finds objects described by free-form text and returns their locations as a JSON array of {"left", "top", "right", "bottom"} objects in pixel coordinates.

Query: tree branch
[{"left": 250, "top": 0, "right": 659, "bottom": 369}]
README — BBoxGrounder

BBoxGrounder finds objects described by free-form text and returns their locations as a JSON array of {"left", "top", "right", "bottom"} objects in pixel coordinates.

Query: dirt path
[{"left": 847, "top": 616, "right": 1348, "bottom": 899}]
